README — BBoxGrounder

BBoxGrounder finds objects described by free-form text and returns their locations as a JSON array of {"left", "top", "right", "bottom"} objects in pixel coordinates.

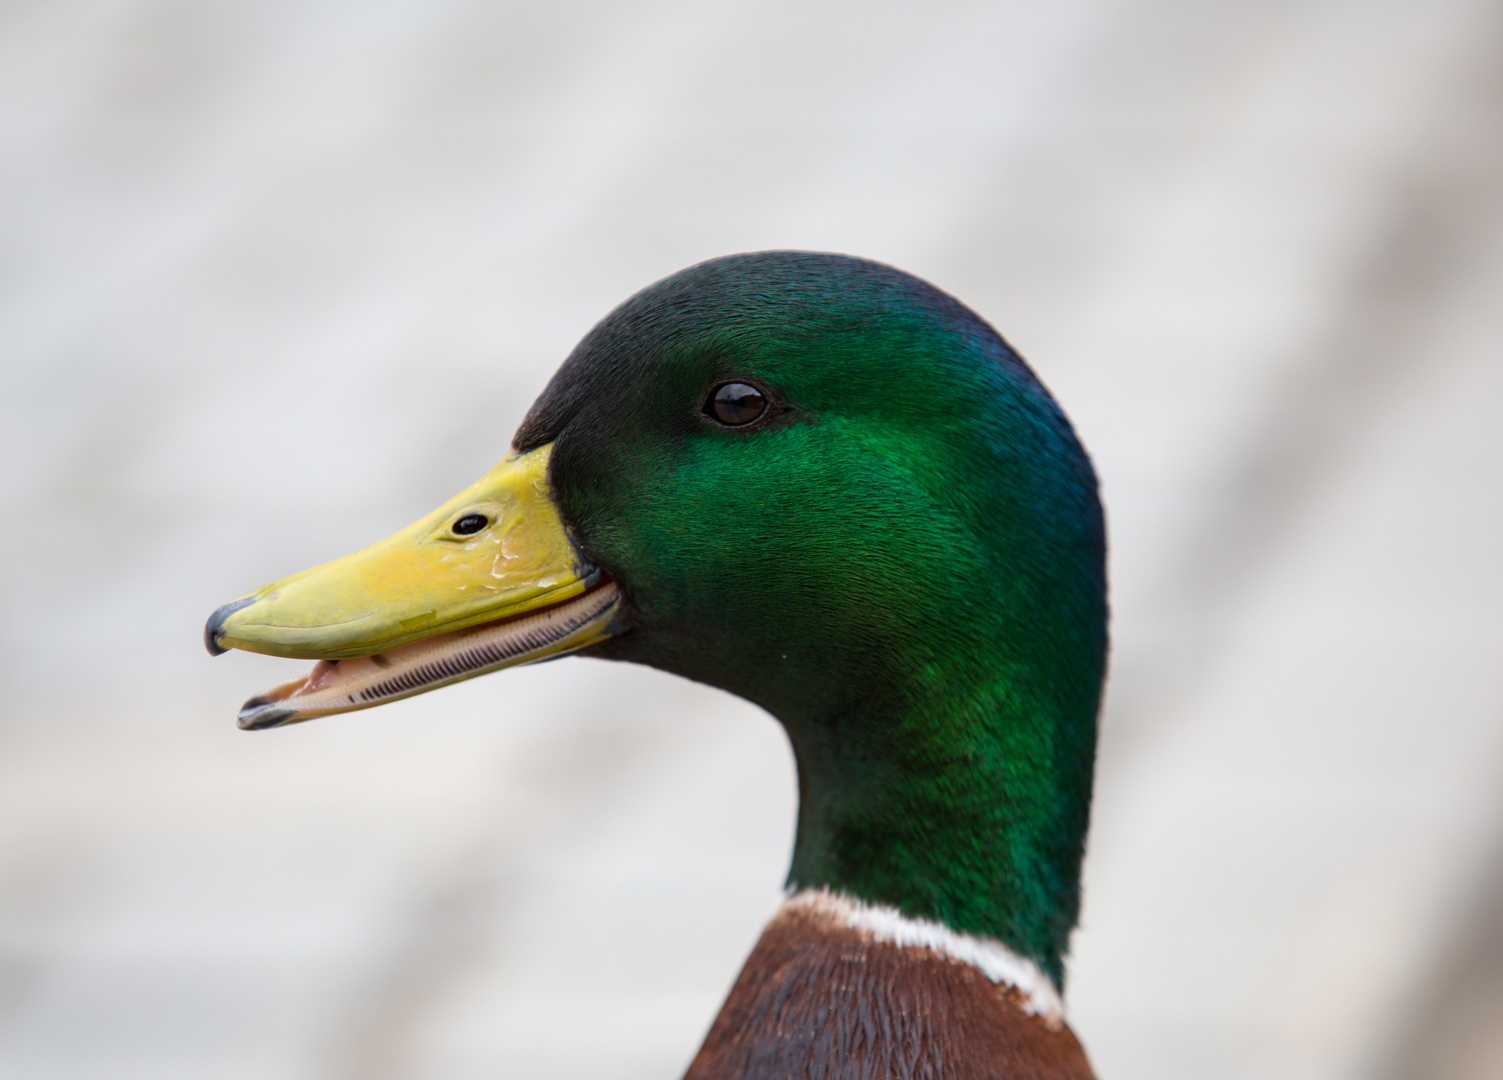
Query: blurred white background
[{"left": 2, "top": 1, "right": 1502, "bottom": 1078}]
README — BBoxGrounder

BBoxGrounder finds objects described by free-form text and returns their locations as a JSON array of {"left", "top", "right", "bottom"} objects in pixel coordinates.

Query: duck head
[{"left": 206, "top": 251, "right": 1107, "bottom": 986}]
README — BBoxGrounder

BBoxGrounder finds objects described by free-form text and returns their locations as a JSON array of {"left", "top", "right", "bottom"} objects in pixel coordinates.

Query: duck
[{"left": 205, "top": 251, "right": 1107, "bottom": 1079}]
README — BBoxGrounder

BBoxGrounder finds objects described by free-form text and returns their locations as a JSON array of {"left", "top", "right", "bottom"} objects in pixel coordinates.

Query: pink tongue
[{"left": 290, "top": 656, "right": 384, "bottom": 699}]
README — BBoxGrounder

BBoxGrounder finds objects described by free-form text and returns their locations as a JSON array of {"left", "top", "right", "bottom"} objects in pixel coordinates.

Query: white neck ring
[{"left": 782, "top": 887, "right": 1065, "bottom": 1024}]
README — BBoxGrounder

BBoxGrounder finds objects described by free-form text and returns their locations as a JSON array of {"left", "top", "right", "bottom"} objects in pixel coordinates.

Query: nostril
[{"left": 204, "top": 596, "right": 258, "bottom": 656}]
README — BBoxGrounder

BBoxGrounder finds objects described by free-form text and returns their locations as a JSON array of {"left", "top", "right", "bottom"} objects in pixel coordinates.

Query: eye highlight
[
  {"left": 451, "top": 513, "right": 490, "bottom": 536},
  {"left": 706, "top": 382, "right": 768, "bottom": 427}
]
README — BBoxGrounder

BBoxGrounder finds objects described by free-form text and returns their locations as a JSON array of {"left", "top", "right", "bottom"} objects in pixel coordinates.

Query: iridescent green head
[{"left": 208, "top": 251, "right": 1107, "bottom": 986}]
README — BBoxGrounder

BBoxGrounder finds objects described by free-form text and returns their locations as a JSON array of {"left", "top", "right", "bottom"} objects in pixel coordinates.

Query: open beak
[{"left": 204, "top": 444, "right": 621, "bottom": 730}]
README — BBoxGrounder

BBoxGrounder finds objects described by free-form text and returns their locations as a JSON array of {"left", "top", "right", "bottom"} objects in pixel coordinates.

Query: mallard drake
[{"left": 205, "top": 251, "right": 1106, "bottom": 1079}]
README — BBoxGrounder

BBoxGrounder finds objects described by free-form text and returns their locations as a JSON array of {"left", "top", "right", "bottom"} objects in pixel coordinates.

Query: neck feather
[
  {"left": 781, "top": 661, "right": 1096, "bottom": 989},
  {"left": 784, "top": 888, "right": 1063, "bottom": 1021},
  {"left": 684, "top": 886, "right": 1096, "bottom": 1080}
]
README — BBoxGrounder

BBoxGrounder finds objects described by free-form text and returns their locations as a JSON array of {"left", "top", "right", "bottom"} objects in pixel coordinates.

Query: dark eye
[
  {"left": 452, "top": 513, "right": 489, "bottom": 536},
  {"left": 706, "top": 382, "right": 768, "bottom": 426}
]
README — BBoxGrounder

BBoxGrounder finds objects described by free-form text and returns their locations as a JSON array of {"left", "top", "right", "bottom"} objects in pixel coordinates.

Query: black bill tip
[
  {"left": 237, "top": 701, "right": 299, "bottom": 731},
  {"left": 204, "top": 596, "right": 257, "bottom": 656}
]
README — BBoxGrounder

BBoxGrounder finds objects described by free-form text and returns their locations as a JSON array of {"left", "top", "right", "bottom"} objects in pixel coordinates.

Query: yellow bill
[{"left": 205, "top": 444, "right": 621, "bottom": 730}]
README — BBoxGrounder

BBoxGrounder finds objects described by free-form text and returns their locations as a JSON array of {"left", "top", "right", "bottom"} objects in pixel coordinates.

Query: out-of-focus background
[{"left": 2, "top": 1, "right": 1501, "bottom": 1078}]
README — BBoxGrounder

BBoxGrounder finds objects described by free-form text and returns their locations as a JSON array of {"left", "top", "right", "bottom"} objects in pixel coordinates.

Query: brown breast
[{"left": 684, "top": 902, "right": 1096, "bottom": 1080}]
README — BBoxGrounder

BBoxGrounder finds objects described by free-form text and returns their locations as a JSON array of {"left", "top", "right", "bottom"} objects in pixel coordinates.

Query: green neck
[{"left": 780, "top": 647, "right": 1095, "bottom": 990}]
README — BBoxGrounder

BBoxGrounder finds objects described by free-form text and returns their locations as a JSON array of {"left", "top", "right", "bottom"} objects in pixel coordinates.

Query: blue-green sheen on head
[{"left": 516, "top": 251, "right": 1106, "bottom": 985}]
